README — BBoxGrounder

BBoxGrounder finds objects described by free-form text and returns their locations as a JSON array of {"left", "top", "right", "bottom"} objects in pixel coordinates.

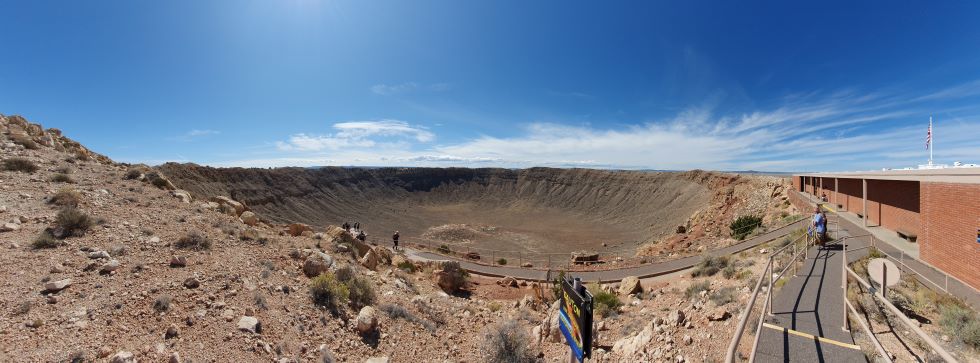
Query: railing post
[
  {"left": 842, "top": 237, "right": 849, "bottom": 332},
  {"left": 768, "top": 262, "right": 774, "bottom": 316}
]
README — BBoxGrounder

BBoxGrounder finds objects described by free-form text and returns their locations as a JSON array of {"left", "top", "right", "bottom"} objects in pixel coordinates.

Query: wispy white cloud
[
  {"left": 208, "top": 80, "right": 980, "bottom": 171},
  {"left": 171, "top": 129, "right": 220, "bottom": 142},
  {"left": 276, "top": 120, "right": 433, "bottom": 151},
  {"left": 370, "top": 82, "right": 452, "bottom": 95}
]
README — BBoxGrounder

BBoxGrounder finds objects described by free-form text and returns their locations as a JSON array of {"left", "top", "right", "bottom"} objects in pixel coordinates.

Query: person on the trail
[
  {"left": 355, "top": 222, "right": 360, "bottom": 230},
  {"left": 392, "top": 231, "right": 400, "bottom": 251},
  {"left": 821, "top": 192, "right": 828, "bottom": 202},
  {"left": 811, "top": 206, "right": 827, "bottom": 245},
  {"left": 356, "top": 230, "right": 366, "bottom": 242},
  {"left": 343, "top": 222, "right": 350, "bottom": 232}
]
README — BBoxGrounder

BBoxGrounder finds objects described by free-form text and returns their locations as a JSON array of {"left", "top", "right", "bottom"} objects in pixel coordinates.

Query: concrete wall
[{"left": 921, "top": 182, "right": 980, "bottom": 290}]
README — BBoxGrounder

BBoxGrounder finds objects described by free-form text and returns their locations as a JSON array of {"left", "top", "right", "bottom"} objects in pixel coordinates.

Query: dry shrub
[
  {"left": 481, "top": 320, "right": 536, "bottom": 363},
  {"left": 48, "top": 188, "right": 82, "bottom": 207},
  {"left": 55, "top": 207, "right": 93, "bottom": 238},
  {"left": 175, "top": 230, "right": 211, "bottom": 250},
  {"left": 49, "top": 173, "right": 75, "bottom": 183},
  {"left": 32, "top": 231, "right": 60, "bottom": 249},
  {"left": 2, "top": 157, "right": 39, "bottom": 173}
]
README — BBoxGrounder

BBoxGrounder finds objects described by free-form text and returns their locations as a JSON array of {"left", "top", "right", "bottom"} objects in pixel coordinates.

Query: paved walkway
[
  {"left": 405, "top": 219, "right": 805, "bottom": 283},
  {"left": 754, "top": 229, "right": 866, "bottom": 362}
]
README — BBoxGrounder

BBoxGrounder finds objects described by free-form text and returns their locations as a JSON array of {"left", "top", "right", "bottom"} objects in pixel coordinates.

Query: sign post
[{"left": 558, "top": 275, "right": 594, "bottom": 362}]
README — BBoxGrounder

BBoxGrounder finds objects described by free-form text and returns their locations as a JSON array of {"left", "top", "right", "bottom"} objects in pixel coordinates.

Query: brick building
[{"left": 792, "top": 168, "right": 980, "bottom": 290}]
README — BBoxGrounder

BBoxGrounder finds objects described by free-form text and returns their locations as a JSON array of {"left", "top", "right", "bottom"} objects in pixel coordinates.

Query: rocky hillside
[{"left": 0, "top": 114, "right": 779, "bottom": 362}]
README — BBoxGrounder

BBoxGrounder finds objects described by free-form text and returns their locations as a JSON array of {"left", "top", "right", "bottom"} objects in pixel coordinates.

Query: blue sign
[{"left": 558, "top": 277, "right": 593, "bottom": 362}]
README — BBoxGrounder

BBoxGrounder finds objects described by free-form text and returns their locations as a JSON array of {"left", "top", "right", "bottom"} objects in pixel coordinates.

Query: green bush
[
  {"left": 551, "top": 270, "right": 566, "bottom": 301},
  {"left": 730, "top": 215, "right": 763, "bottom": 240},
  {"left": 49, "top": 173, "right": 74, "bottom": 183},
  {"left": 346, "top": 276, "right": 376, "bottom": 309},
  {"left": 939, "top": 304, "right": 980, "bottom": 349},
  {"left": 2, "top": 157, "right": 39, "bottom": 173},
  {"left": 32, "top": 231, "right": 60, "bottom": 249},
  {"left": 55, "top": 207, "right": 93, "bottom": 238},
  {"left": 497, "top": 258, "right": 508, "bottom": 265},
  {"left": 175, "top": 230, "right": 211, "bottom": 250},
  {"left": 685, "top": 280, "right": 711, "bottom": 299},
  {"left": 481, "top": 320, "right": 536, "bottom": 363},
  {"left": 588, "top": 283, "right": 622, "bottom": 317},
  {"left": 310, "top": 273, "right": 349, "bottom": 312},
  {"left": 692, "top": 256, "right": 730, "bottom": 277},
  {"left": 437, "top": 244, "right": 451, "bottom": 254}
]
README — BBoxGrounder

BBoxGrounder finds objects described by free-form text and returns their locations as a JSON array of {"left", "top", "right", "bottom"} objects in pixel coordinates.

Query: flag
[{"left": 926, "top": 121, "right": 931, "bottom": 150}]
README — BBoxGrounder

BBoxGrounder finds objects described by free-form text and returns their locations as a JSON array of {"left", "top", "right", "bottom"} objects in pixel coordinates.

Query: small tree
[{"left": 730, "top": 215, "right": 763, "bottom": 240}]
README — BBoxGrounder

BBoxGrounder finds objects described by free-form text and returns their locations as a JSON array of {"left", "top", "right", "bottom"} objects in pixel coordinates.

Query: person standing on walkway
[
  {"left": 392, "top": 231, "right": 400, "bottom": 251},
  {"left": 811, "top": 206, "right": 827, "bottom": 246}
]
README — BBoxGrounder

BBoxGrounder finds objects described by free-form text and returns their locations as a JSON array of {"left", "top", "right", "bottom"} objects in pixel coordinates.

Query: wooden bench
[{"left": 896, "top": 228, "right": 918, "bottom": 242}]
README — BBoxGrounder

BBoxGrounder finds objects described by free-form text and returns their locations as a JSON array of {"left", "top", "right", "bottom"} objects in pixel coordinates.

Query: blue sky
[{"left": 2, "top": 1, "right": 980, "bottom": 171}]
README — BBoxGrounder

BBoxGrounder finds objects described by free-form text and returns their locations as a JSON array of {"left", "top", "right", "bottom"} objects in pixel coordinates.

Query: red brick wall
[
  {"left": 837, "top": 178, "right": 863, "bottom": 213},
  {"left": 792, "top": 176, "right": 802, "bottom": 193},
  {"left": 920, "top": 182, "right": 980, "bottom": 290}
]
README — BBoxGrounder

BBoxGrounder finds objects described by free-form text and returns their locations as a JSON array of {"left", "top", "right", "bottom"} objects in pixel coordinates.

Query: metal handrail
[
  {"left": 725, "top": 219, "right": 810, "bottom": 362},
  {"left": 841, "top": 236, "right": 958, "bottom": 363},
  {"left": 844, "top": 297, "right": 891, "bottom": 362}
]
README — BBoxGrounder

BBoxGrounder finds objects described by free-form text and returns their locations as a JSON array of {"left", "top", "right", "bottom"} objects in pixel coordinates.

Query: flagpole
[{"left": 929, "top": 116, "right": 934, "bottom": 165}]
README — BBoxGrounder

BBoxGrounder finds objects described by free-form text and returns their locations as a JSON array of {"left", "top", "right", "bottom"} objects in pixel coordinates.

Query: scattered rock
[
  {"left": 287, "top": 223, "right": 313, "bottom": 237},
  {"left": 303, "top": 252, "right": 333, "bottom": 277},
  {"left": 183, "top": 277, "right": 200, "bottom": 289},
  {"left": 240, "top": 211, "right": 259, "bottom": 226},
  {"left": 88, "top": 250, "right": 110, "bottom": 259},
  {"left": 612, "top": 322, "right": 654, "bottom": 356},
  {"left": 521, "top": 262, "right": 533, "bottom": 268},
  {"left": 360, "top": 249, "right": 379, "bottom": 270},
  {"left": 356, "top": 306, "right": 378, "bottom": 335},
  {"left": 707, "top": 307, "right": 731, "bottom": 321},
  {"left": 683, "top": 334, "right": 693, "bottom": 345},
  {"left": 0, "top": 222, "right": 19, "bottom": 232},
  {"left": 170, "top": 255, "right": 187, "bottom": 268},
  {"left": 497, "top": 276, "right": 519, "bottom": 288},
  {"left": 44, "top": 278, "right": 72, "bottom": 293},
  {"left": 237, "top": 316, "right": 260, "bottom": 334},
  {"left": 670, "top": 310, "right": 686, "bottom": 326},
  {"left": 365, "top": 358, "right": 389, "bottom": 363},
  {"left": 618, "top": 276, "right": 642, "bottom": 296},
  {"left": 165, "top": 324, "right": 179, "bottom": 339},
  {"left": 109, "top": 351, "right": 135, "bottom": 363},
  {"left": 171, "top": 189, "right": 192, "bottom": 203},
  {"left": 100, "top": 259, "right": 121, "bottom": 274}
]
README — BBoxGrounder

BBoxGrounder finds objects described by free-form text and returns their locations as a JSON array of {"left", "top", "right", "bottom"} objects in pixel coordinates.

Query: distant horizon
[{"left": 2, "top": 1, "right": 979, "bottom": 171}]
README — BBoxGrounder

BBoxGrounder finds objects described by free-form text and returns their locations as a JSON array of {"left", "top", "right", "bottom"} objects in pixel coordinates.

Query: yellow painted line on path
[{"left": 762, "top": 323, "right": 861, "bottom": 350}]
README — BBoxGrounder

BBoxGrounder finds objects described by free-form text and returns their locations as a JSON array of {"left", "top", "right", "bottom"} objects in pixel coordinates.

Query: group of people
[
  {"left": 340, "top": 220, "right": 400, "bottom": 251},
  {"left": 342, "top": 221, "right": 360, "bottom": 232}
]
